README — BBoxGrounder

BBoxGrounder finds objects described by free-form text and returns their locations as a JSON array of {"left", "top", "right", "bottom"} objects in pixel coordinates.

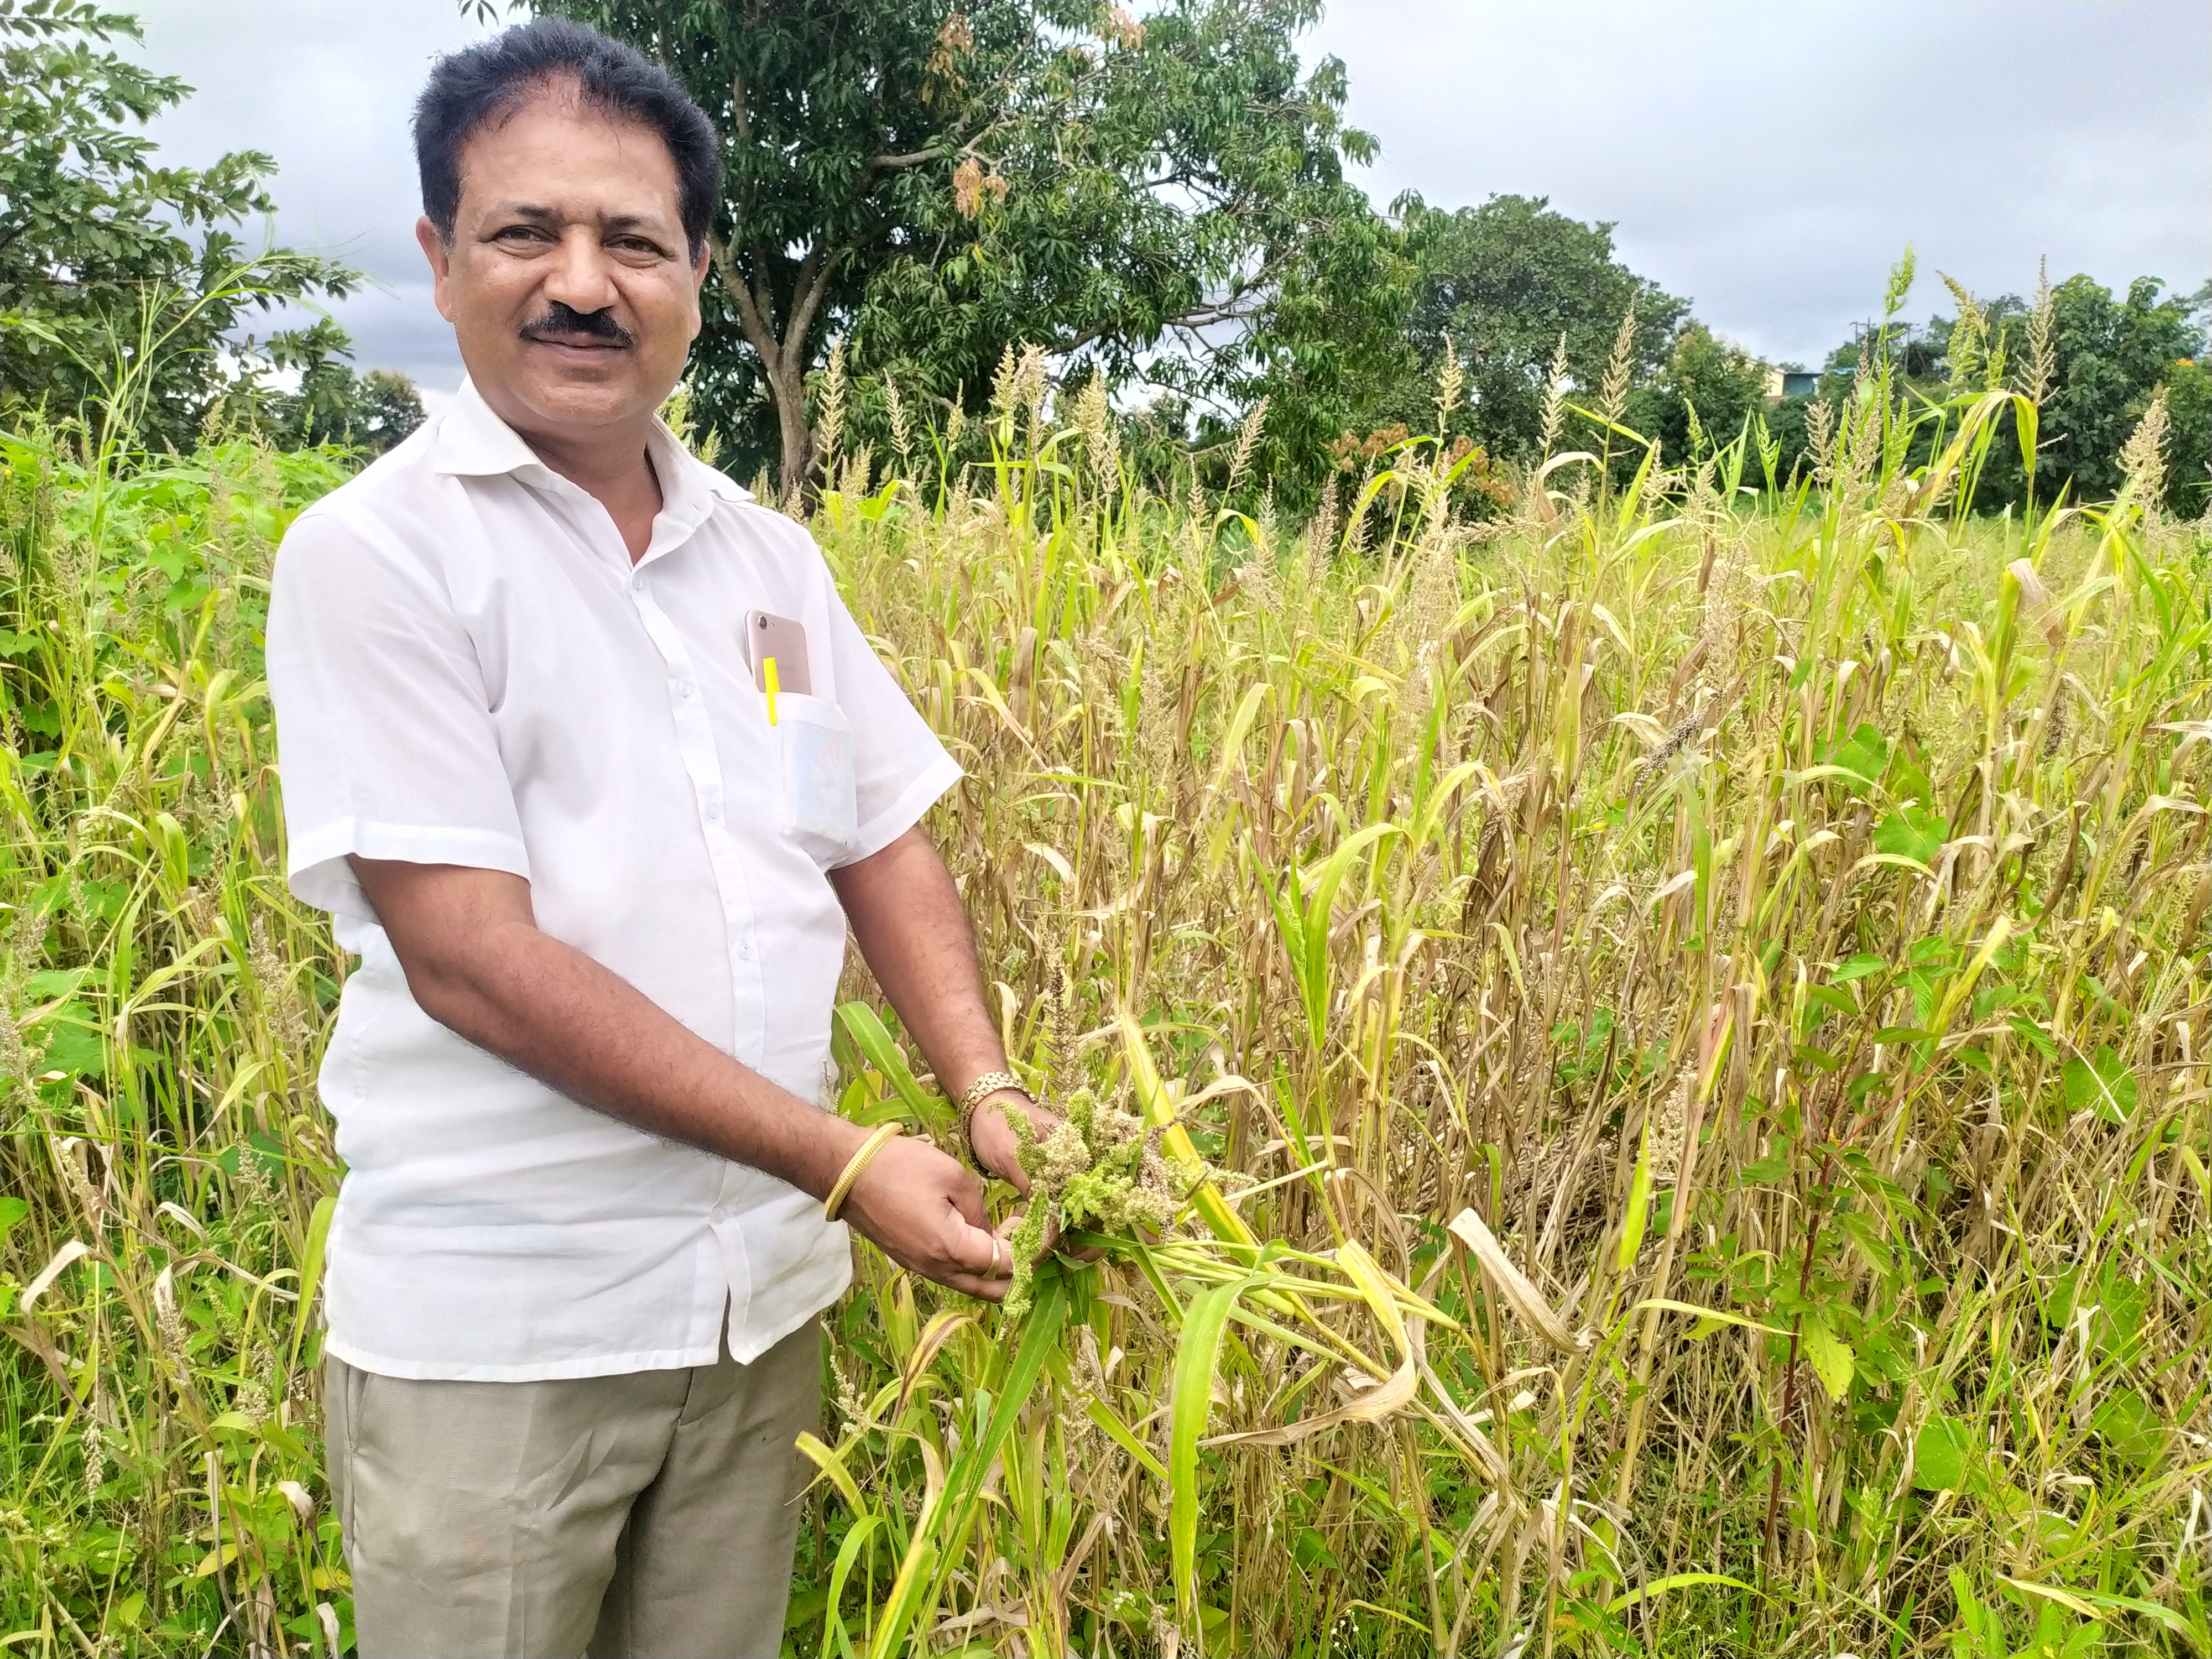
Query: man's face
[{"left": 418, "top": 81, "right": 707, "bottom": 443}]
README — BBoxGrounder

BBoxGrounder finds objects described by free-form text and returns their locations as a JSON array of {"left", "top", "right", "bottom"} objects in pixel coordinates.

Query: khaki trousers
[{"left": 325, "top": 1318, "right": 820, "bottom": 1658}]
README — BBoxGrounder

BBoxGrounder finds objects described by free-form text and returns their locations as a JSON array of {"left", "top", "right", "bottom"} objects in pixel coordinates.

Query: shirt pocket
[{"left": 771, "top": 692, "right": 858, "bottom": 864}]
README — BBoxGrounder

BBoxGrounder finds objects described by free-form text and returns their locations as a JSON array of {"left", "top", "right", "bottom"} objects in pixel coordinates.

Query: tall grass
[{"left": 3, "top": 321, "right": 2210, "bottom": 1656}]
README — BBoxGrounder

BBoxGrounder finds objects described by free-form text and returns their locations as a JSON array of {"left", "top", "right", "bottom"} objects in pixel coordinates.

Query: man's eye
[{"left": 496, "top": 225, "right": 552, "bottom": 243}]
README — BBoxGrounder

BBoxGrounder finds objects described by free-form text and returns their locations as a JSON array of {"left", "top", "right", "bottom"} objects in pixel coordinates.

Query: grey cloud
[
  {"left": 132, "top": 0, "right": 494, "bottom": 394},
  {"left": 1306, "top": 0, "right": 2211, "bottom": 366},
  {"left": 125, "top": 1, "right": 2210, "bottom": 394}
]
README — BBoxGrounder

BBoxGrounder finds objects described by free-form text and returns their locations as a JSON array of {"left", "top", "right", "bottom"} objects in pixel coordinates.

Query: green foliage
[
  {"left": 1914, "top": 1414, "right": 1976, "bottom": 1492},
  {"left": 2162, "top": 352, "right": 2212, "bottom": 515},
  {"left": 1771, "top": 270, "right": 2210, "bottom": 513},
  {"left": 2040, "top": 274, "right": 2209, "bottom": 509},
  {"left": 1874, "top": 801, "right": 1950, "bottom": 867},
  {"left": 244, "top": 320, "right": 425, "bottom": 456},
  {"left": 0, "top": 0, "right": 356, "bottom": 448},
  {"left": 1275, "top": 191, "right": 1755, "bottom": 504},
  {"left": 0, "top": 420, "right": 358, "bottom": 1655},
  {"left": 1395, "top": 192, "right": 1689, "bottom": 462},
  {"left": 2060, "top": 1045, "right": 2138, "bottom": 1124},
  {"left": 1213, "top": 173, "right": 1419, "bottom": 513},
  {"left": 1624, "top": 322, "right": 1775, "bottom": 467}
]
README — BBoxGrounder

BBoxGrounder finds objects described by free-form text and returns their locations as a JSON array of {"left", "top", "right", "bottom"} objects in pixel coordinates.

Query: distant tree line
[
  {"left": 1759, "top": 273, "right": 2211, "bottom": 515},
  {"left": 4, "top": 0, "right": 2202, "bottom": 515}
]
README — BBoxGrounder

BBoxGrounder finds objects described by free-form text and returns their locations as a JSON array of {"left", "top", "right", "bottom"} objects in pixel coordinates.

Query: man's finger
[
  {"left": 953, "top": 1219, "right": 1009, "bottom": 1280},
  {"left": 944, "top": 1170, "right": 990, "bottom": 1230}
]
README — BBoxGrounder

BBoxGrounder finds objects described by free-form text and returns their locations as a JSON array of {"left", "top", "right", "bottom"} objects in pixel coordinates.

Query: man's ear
[
  {"left": 688, "top": 244, "right": 711, "bottom": 340},
  {"left": 417, "top": 215, "right": 456, "bottom": 322}
]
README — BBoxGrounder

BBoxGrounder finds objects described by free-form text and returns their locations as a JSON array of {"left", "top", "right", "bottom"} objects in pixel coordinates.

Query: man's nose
[{"left": 541, "top": 227, "right": 620, "bottom": 317}]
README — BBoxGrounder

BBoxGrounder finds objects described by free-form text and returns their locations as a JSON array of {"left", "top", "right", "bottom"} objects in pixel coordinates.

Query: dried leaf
[
  {"left": 1447, "top": 1206, "right": 1584, "bottom": 1354},
  {"left": 20, "top": 1238, "right": 91, "bottom": 1311}
]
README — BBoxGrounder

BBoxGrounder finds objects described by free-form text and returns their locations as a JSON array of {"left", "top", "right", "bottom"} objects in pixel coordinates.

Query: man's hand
[
  {"left": 965, "top": 1088, "right": 1099, "bottom": 1265},
  {"left": 832, "top": 828, "right": 1061, "bottom": 1211},
  {"left": 834, "top": 827, "right": 1113, "bottom": 1270},
  {"left": 839, "top": 1135, "right": 1014, "bottom": 1301},
  {"left": 967, "top": 1088, "right": 1055, "bottom": 1194}
]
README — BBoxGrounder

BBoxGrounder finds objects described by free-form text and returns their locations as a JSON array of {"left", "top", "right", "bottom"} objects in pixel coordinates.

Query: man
[{"left": 266, "top": 19, "right": 1051, "bottom": 1656}]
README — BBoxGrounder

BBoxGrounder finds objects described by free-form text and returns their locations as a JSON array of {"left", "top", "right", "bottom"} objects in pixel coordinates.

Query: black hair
[{"left": 413, "top": 17, "right": 722, "bottom": 260}]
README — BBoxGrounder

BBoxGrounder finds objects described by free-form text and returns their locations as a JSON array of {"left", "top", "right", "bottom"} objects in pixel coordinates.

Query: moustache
[{"left": 519, "top": 304, "right": 635, "bottom": 347}]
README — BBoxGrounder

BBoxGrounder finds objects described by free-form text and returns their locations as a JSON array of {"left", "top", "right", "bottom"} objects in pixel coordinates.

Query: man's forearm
[
  {"left": 351, "top": 860, "right": 864, "bottom": 1197},
  {"left": 349, "top": 855, "right": 1013, "bottom": 1297},
  {"left": 830, "top": 827, "right": 1009, "bottom": 1097}
]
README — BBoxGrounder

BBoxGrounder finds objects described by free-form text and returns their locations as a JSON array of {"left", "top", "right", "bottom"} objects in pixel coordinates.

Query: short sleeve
[
  {"left": 267, "top": 509, "right": 530, "bottom": 919},
  {"left": 822, "top": 586, "right": 962, "bottom": 864}
]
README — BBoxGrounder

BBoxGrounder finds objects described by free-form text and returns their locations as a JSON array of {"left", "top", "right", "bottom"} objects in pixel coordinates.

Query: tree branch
[
  {"left": 784, "top": 241, "right": 842, "bottom": 366},
  {"left": 867, "top": 145, "right": 947, "bottom": 173},
  {"left": 708, "top": 230, "right": 779, "bottom": 376},
  {"left": 728, "top": 66, "right": 750, "bottom": 150},
  {"left": 1046, "top": 246, "right": 1291, "bottom": 359},
  {"left": 860, "top": 109, "right": 1018, "bottom": 187},
  {"left": 749, "top": 236, "right": 779, "bottom": 346}
]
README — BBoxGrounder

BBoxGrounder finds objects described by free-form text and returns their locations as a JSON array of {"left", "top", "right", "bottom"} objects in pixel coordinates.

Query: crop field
[{"left": 1, "top": 342, "right": 2210, "bottom": 1657}]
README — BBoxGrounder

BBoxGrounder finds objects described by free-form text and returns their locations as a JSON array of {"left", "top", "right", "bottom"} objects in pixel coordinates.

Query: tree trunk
[
  {"left": 708, "top": 232, "right": 834, "bottom": 507},
  {"left": 769, "top": 361, "right": 813, "bottom": 508}
]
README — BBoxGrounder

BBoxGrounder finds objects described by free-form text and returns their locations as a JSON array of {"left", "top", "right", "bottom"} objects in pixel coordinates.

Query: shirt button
[
  {"left": 736, "top": 939, "right": 753, "bottom": 961},
  {"left": 704, "top": 801, "right": 721, "bottom": 822},
  {"left": 630, "top": 572, "right": 647, "bottom": 593},
  {"left": 675, "top": 680, "right": 694, "bottom": 698}
]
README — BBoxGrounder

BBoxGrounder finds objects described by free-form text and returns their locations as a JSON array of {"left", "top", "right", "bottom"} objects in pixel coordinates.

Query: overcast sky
[{"left": 131, "top": 0, "right": 2210, "bottom": 403}]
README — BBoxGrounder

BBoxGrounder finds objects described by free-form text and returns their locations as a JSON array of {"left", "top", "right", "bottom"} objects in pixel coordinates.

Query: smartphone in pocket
[{"left": 743, "top": 610, "right": 812, "bottom": 695}]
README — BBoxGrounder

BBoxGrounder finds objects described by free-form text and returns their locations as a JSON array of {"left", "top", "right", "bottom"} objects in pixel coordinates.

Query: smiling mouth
[{"left": 524, "top": 332, "right": 629, "bottom": 352}]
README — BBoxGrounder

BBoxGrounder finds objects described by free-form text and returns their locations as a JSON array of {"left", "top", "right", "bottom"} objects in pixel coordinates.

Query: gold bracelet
[
  {"left": 823, "top": 1121, "right": 904, "bottom": 1222},
  {"left": 955, "top": 1070, "right": 1030, "bottom": 1159}
]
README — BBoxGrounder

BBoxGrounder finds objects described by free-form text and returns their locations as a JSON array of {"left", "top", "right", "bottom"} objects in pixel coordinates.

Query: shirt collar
[
  {"left": 430, "top": 377, "right": 541, "bottom": 478},
  {"left": 433, "top": 377, "right": 752, "bottom": 510}
]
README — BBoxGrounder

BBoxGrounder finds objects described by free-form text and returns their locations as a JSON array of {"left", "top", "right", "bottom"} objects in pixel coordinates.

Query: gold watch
[{"left": 954, "top": 1070, "right": 1030, "bottom": 1165}]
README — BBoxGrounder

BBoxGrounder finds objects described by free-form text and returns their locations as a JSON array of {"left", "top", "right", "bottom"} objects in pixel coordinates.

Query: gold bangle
[
  {"left": 823, "top": 1121, "right": 903, "bottom": 1222},
  {"left": 954, "top": 1070, "right": 1030, "bottom": 1157}
]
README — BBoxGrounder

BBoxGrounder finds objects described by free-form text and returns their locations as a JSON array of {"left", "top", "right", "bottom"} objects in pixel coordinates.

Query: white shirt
[{"left": 266, "top": 379, "right": 960, "bottom": 1381}]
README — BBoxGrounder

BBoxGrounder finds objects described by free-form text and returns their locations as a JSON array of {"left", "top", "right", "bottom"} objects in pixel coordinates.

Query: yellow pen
[{"left": 763, "top": 656, "right": 780, "bottom": 726}]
